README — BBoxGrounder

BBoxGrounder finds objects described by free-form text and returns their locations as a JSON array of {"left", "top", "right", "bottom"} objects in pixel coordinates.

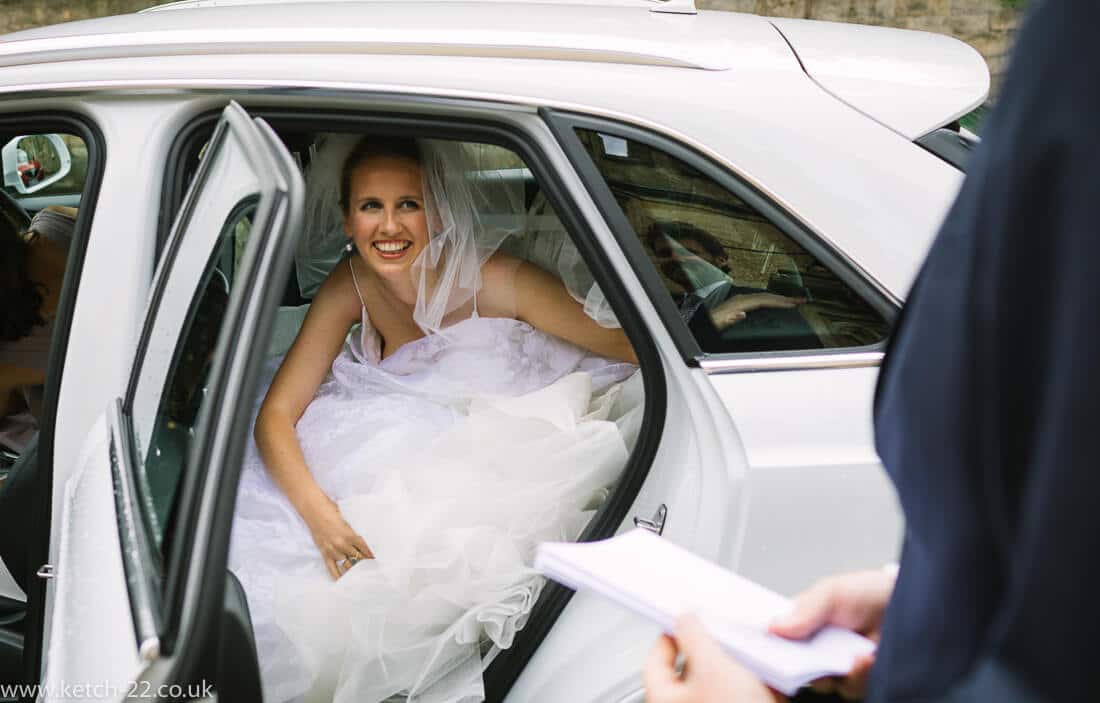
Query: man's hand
[
  {"left": 711, "top": 293, "right": 806, "bottom": 329},
  {"left": 769, "top": 570, "right": 896, "bottom": 700},
  {"left": 644, "top": 614, "right": 786, "bottom": 703}
]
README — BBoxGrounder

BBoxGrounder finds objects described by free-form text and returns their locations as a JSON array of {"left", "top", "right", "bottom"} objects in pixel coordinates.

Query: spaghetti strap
[{"left": 348, "top": 257, "right": 367, "bottom": 311}]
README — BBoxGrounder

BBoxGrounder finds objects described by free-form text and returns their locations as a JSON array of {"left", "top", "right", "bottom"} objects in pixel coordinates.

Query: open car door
[{"left": 38, "top": 101, "right": 302, "bottom": 702}]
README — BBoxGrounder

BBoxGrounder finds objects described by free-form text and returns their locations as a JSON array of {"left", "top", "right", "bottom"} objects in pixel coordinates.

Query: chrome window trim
[
  {"left": 698, "top": 349, "right": 884, "bottom": 374},
  {"left": 107, "top": 398, "right": 163, "bottom": 662}
]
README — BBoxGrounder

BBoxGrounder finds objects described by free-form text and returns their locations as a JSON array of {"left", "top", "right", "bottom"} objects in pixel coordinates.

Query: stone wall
[
  {"left": 700, "top": 0, "right": 1021, "bottom": 94},
  {"left": 0, "top": 0, "right": 173, "bottom": 35},
  {"left": 3, "top": 0, "right": 1020, "bottom": 95}
]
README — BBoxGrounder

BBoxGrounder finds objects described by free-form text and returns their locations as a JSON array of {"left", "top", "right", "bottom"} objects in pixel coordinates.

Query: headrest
[{"left": 28, "top": 206, "right": 77, "bottom": 250}]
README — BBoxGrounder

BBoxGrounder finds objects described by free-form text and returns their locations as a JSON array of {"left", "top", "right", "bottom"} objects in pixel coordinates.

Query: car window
[
  {"left": 574, "top": 128, "right": 889, "bottom": 354},
  {"left": 1, "top": 130, "right": 91, "bottom": 474},
  {"left": 138, "top": 207, "right": 249, "bottom": 536},
  {"left": 128, "top": 122, "right": 263, "bottom": 551}
]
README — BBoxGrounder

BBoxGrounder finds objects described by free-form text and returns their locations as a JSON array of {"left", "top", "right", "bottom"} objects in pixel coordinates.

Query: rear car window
[{"left": 575, "top": 128, "right": 889, "bottom": 354}]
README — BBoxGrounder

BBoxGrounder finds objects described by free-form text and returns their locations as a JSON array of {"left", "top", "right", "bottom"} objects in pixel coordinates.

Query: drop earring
[{"left": 344, "top": 240, "right": 354, "bottom": 253}]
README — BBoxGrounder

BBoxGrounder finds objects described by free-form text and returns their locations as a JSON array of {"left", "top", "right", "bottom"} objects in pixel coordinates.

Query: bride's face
[{"left": 344, "top": 154, "right": 429, "bottom": 278}]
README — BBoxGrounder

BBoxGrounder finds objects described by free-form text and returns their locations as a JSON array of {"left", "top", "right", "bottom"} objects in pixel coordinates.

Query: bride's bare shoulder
[
  {"left": 311, "top": 257, "right": 362, "bottom": 320},
  {"left": 482, "top": 251, "right": 529, "bottom": 286},
  {"left": 479, "top": 251, "right": 525, "bottom": 317}
]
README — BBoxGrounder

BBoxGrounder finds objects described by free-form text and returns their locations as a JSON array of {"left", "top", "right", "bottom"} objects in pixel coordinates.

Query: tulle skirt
[{"left": 229, "top": 318, "right": 640, "bottom": 702}]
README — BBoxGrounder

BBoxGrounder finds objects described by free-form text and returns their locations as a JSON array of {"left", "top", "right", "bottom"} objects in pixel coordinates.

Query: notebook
[{"left": 534, "top": 529, "right": 875, "bottom": 696}]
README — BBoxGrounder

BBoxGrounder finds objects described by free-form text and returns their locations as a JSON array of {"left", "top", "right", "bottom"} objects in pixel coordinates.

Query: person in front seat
[
  {"left": 646, "top": 220, "right": 813, "bottom": 351},
  {"left": 0, "top": 206, "right": 74, "bottom": 455},
  {"left": 0, "top": 206, "right": 75, "bottom": 591}
]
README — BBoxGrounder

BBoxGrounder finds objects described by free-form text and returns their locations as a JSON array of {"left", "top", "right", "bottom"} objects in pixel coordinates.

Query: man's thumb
[{"left": 769, "top": 585, "right": 834, "bottom": 640}]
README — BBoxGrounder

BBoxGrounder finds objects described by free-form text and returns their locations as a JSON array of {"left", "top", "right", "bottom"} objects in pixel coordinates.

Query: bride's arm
[
  {"left": 482, "top": 253, "right": 638, "bottom": 364},
  {"left": 254, "top": 263, "right": 373, "bottom": 578}
]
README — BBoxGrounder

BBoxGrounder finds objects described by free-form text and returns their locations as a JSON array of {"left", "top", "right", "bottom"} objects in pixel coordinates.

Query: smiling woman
[
  {"left": 341, "top": 137, "right": 427, "bottom": 263},
  {"left": 227, "top": 132, "right": 642, "bottom": 703}
]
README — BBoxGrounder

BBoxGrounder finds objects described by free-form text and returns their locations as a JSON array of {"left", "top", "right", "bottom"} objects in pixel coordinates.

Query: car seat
[{"left": 0, "top": 432, "right": 36, "bottom": 595}]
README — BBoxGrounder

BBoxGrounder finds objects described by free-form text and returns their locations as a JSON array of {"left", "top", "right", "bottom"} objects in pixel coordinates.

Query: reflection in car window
[
  {"left": 31, "top": 135, "right": 88, "bottom": 198},
  {"left": 575, "top": 128, "right": 889, "bottom": 354},
  {"left": 1, "top": 133, "right": 88, "bottom": 206}
]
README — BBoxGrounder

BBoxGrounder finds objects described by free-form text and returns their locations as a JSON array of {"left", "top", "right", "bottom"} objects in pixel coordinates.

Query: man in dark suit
[{"left": 644, "top": 1, "right": 1100, "bottom": 700}]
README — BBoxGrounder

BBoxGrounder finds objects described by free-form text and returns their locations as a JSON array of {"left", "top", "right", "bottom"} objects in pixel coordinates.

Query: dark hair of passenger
[
  {"left": 339, "top": 136, "right": 423, "bottom": 214},
  {"left": 0, "top": 223, "right": 45, "bottom": 343},
  {"left": 647, "top": 220, "right": 727, "bottom": 263}
]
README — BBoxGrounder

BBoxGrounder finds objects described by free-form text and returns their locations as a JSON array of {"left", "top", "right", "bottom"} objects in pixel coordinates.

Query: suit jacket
[{"left": 869, "top": 2, "right": 1100, "bottom": 701}]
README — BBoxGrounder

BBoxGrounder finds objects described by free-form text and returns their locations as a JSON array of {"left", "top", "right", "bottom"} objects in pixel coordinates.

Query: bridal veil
[{"left": 295, "top": 133, "right": 620, "bottom": 330}]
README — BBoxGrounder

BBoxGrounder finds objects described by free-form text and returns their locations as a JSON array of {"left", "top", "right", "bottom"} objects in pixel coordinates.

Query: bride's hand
[{"left": 301, "top": 497, "right": 374, "bottom": 579}]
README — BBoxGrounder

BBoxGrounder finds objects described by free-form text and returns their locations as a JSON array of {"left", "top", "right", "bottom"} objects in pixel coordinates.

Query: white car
[{"left": 0, "top": 1, "right": 985, "bottom": 700}]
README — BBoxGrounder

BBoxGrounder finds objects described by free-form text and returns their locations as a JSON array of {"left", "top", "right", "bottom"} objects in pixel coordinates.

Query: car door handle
[{"left": 633, "top": 504, "right": 667, "bottom": 536}]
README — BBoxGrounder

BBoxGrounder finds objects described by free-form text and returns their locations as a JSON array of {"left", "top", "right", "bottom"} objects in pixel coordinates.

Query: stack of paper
[{"left": 534, "top": 529, "right": 875, "bottom": 696}]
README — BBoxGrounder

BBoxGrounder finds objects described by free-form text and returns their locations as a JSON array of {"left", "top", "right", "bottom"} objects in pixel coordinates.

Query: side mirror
[{"left": 2, "top": 134, "right": 72, "bottom": 195}]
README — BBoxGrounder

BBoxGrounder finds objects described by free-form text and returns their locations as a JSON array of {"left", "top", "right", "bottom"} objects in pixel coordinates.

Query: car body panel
[
  {"left": 771, "top": 17, "right": 990, "bottom": 139},
  {"left": 37, "top": 99, "right": 198, "bottom": 647},
  {"left": 710, "top": 366, "right": 903, "bottom": 592},
  {"left": 38, "top": 415, "right": 144, "bottom": 701}
]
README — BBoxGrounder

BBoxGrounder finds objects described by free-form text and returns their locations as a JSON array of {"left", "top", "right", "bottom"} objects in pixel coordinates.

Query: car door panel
[
  {"left": 504, "top": 120, "right": 755, "bottom": 701},
  {"left": 506, "top": 362, "right": 752, "bottom": 703},
  {"left": 710, "top": 366, "right": 903, "bottom": 594},
  {"left": 501, "top": 113, "right": 755, "bottom": 703},
  {"left": 715, "top": 367, "right": 880, "bottom": 471},
  {"left": 127, "top": 109, "right": 302, "bottom": 700},
  {"left": 41, "top": 100, "right": 177, "bottom": 670},
  {"left": 519, "top": 114, "right": 753, "bottom": 562},
  {"left": 40, "top": 415, "right": 144, "bottom": 702},
  {"left": 38, "top": 102, "right": 302, "bottom": 701}
]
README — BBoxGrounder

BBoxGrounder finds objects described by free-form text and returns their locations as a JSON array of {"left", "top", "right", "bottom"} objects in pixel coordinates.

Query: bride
[{"left": 228, "top": 135, "right": 640, "bottom": 703}]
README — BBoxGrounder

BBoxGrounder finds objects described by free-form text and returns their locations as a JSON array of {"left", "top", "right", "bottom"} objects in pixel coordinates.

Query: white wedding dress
[{"left": 228, "top": 302, "right": 639, "bottom": 703}]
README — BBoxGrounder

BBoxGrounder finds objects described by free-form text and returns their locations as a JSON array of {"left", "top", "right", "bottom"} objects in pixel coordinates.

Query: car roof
[
  {"left": 0, "top": 1, "right": 987, "bottom": 141},
  {"left": 0, "top": 1, "right": 765, "bottom": 72}
]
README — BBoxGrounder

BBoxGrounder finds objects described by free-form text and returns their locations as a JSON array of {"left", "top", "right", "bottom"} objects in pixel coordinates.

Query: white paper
[{"left": 534, "top": 529, "right": 875, "bottom": 695}]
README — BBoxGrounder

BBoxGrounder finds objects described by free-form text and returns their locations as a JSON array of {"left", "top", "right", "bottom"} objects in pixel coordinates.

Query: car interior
[
  {"left": 138, "top": 126, "right": 649, "bottom": 699},
  {"left": 0, "top": 180, "right": 43, "bottom": 686}
]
